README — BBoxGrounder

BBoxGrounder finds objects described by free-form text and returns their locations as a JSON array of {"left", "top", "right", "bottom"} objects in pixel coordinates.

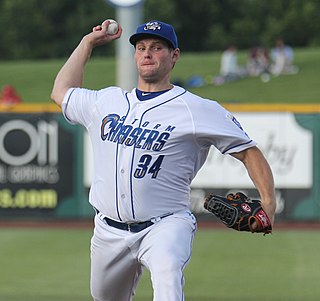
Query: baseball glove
[{"left": 203, "top": 192, "right": 272, "bottom": 235}]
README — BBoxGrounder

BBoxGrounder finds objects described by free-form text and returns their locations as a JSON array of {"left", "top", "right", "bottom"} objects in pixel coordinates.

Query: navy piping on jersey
[
  {"left": 128, "top": 89, "right": 187, "bottom": 220},
  {"left": 63, "top": 88, "right": 77, "bottom": 123},
  {"left": 222, "top": 139, "right": 253, "bottom": 154}
]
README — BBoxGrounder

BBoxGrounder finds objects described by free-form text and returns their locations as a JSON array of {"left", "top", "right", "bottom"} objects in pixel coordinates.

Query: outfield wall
[{"left": 1, "top": 103, "right": 320, "bottom": 221}]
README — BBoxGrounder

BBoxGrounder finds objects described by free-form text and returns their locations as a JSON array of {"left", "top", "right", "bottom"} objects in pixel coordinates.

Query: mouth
[
  {"left": 141, "top": 62, "right": 154, "bottom": 66},
  {"left": 140, "top": 63, "right": 156, "bottom": 72}
]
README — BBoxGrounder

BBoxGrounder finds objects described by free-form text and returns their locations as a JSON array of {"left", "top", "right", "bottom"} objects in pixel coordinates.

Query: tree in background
[
  {"left": 0, "top": 0, "right": 114, "bottom": 59},
  {"left": 0, "top": 0, "right": 319, "bottom": 60},
  {"left": 145, "top": 0, "right": 320, "bottom": 51}
]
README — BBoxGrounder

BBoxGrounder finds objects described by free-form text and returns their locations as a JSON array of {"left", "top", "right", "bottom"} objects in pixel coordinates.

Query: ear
[{"left": 172, "top": 48, "right": 180, "bottom": 63}]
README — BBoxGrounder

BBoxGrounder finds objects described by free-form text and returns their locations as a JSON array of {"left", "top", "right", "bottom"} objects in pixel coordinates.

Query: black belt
[{"left": 95, "top": 208, "right": 172, "bottom": 233}]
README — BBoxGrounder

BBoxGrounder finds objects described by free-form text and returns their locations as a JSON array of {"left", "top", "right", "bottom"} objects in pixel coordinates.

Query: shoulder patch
[{"left": 231, "top": 116, "right": 244, "bottom": 131}]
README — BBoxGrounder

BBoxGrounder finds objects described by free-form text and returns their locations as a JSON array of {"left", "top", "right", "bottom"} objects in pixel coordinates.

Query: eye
[
  {"left": 152, "top": 45, "right": 163, "bottom": 51},
  {"left": 136, "top": 45, "right": 145, "bottom": 51}
]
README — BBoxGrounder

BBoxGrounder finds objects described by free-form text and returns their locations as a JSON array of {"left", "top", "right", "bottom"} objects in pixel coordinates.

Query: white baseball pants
[{"left": 90, "top": 211, "right": 197, "bottom": 301}]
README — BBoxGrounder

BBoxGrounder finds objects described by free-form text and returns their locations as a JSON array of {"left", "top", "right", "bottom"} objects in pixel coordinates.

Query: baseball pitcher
[{"left": 51, "top": 19, "right": 276, "bottom": 301}]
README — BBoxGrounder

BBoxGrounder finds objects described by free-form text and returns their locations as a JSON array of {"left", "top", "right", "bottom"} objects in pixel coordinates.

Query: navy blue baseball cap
[{"left": 129, "top": 20, "right": 178, "bottom": 49}]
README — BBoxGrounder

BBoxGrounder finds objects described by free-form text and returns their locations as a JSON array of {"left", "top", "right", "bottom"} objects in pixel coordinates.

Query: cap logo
[{"left": 144, "top": 21, "right": 161, "bottom": 31}]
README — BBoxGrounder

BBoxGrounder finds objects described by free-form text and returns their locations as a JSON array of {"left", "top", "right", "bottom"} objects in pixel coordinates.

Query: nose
[{"left": 144, "top": 48, "right": 152, "bottom": 58}]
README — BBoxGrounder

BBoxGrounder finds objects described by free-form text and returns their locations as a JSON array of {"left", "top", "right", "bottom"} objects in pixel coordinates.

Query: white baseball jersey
[{"left": 62, "top": 85, "right": 256, "bottom": 222}]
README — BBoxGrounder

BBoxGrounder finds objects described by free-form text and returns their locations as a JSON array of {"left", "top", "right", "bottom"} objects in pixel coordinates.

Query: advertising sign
[
  {"left": 0, "top": 112, "right": 85, "bottom": 218},
  {"left": 191, "top": 112, "right": 313, "bottom": 189}
]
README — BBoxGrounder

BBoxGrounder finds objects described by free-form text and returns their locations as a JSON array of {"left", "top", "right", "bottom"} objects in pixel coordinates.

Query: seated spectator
[
  {"left": 270, "top": 39, "right": 299, "bottom": 76},
  {"left": 247, "top": 46, "right": 270, "bottom": 77},
  {"left": 213, "top": 45, "right": 246, "bottom": 85},
  {"left": 220, "top": 45, "right": 239, "bottom": 76}
]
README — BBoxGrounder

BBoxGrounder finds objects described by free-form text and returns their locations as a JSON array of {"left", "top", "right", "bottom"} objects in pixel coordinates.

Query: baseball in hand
[{"left": 104, "top": 19, "right": 119, "bottom": 35}]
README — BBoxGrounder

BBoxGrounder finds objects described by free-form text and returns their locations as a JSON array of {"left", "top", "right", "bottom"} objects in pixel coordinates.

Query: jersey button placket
[
  {"left": 117, "top": 144, "right": 133, "bottom": 218},
  {"left": 117, "top": 104, "right": 142, "bottom": 219}
]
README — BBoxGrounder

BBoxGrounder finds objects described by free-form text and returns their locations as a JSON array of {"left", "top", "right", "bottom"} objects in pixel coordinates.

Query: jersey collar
[{"left": 135, "top": 88, "right": 171, "bottom": 101}]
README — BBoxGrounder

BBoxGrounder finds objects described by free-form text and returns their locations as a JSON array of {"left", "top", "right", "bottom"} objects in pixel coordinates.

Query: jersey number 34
[{"left": 134, "top": 155, "right": 165, "bottom": 179}]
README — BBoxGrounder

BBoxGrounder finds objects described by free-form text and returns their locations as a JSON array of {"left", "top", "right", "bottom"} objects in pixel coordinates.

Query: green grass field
[
  {"left": 0, "top": 47, "right": 319, "bottom": 104},
  {"left": 1, "top": 227, "right": 320, "bottom": 301}
]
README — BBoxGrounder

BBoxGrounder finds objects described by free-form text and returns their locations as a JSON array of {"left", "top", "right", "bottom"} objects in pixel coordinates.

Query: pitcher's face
[{"left": 134, "top": 38, "right": 180, "bottom": 84}]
